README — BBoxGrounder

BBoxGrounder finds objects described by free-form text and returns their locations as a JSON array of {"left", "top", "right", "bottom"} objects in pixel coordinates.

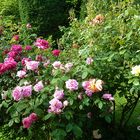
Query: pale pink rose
[
  {"left": 65, "top": 79, "right": 79, "bottom": 91},
  {"left": 21, "top": 58, "right": 31, "bottom": 66},
  {"left": 43, "top": 60, "right": 50, "bottom": 68},
  {"left": 78, "top": 93, "right": 83, "bottom": 100},
  {"left": 49, "top": 98, "right": 63, "bottom": 114},
  {"left": 34, "top": 38, "right": 49, "bottom": 50},
  {"left": 53, "top": 89, "right": 64, "bottom": 100},
  {"left": 16, "top": 70, "right": 26, "bottom": 78},
  {"left": 87, "top": 79, "right": 103, "bottom": 93},
  {"left": 26, "top": 23, "right": 32, "bottom": 28},
  {"left": 63, "top": 100, "right": 69, "bottom": 107},
  {"left": 22, "top": 117, "right": 32, "bottom": 129},
  {"left": 86, "top": 57, "right": 93, "bottom": 65},
  {"left": 85, "top": 90, "right": 93, "bottom": 97},
  {"left": 29, "top": 113, "right": 38, "bottom": 122},
  {"left": 82, "top": 81, "right": 90, "bottom": 90},
  {"left": 25, "top": 60, "right": 39, "bottom": 71},
  {"left": 102, "top": 94, "right": 114, "bottom": 101},
  {"left": 52, "top": 61, "right": 61, "bottom": 69},
  {"left": 33, "top": 81, "right": 44, "bottom": 92},
  {"left": 22, "top": 85, "right": 32, "bottom": 97},
  {"left": 12, "top": 86, "right": 23, "bottom": 101},
  {"left": 65, "top": 63, "right": 73, "bottom": 72}
]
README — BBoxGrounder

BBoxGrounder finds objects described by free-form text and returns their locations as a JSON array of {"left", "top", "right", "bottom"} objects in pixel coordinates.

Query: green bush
[
  {"left": 59, "top": 0, "right": 140, "bottom": 130},
  {"left": 18, "top": 0, "right": 81, "bottom": 38},
  {"left": 0, "top": 0, "right": 19, "bottom": 18}
]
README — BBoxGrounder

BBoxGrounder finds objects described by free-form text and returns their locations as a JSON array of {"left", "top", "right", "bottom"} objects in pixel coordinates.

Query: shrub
[
  {"left": 59, "top": 0, "right": 140, "bottom": 129},
  {"left": 0, "top": 0, "right": 19, "bottom": 18},
  {"left": 18, "top": 0, "right": 81, "bottom": 38}
]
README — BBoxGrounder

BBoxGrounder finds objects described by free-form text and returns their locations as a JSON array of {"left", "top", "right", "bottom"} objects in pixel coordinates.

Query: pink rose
[
  {"left": 12, "top": 86, "right": 23, "bottom": 101},
  {"left": 34, "top": 38, "right": 49, "bottom": 50},
  {"left": 52, "top": 49, "right": 61, "bottom": 56},
  {"left": 48, "top": 98, "right": 63, "bottom": 114},
  {"left": 36, "top": 55, "right": 43, "bottom": 61},
  {"left": 22, "top": 117, "right": 32, "bottom": 129},
  {"left": 12, "top": 35, "right": 19, "bottom": 41},
  {"left": 43, "top": 60, "right": 50, "bottom": 68},
  {"left": 65, "top": 79, "right": 79, "bottom": 91},
  {"left": 86, "top": 57, "right": 93, "bottom": 65},
  {"left": 82, "top": 81, "right": 90, "bottom": 90},
  {"left": 102, "top": 94, "right": 114, "bottom": 101},
  {"left": 25, "top": 45, "right": 32, "bottom": 50},
  {"left": 33, "top": 81, "right": 44, "bottom": 92},
  {"left": 25, "top": 60, "right": 39, "bottom": 71},
  {"left": 0, "top": 58, "right": 17, "bottom": 74},
  {"left": 11, "top": 45, "right": 22, "bottom": 53},
  {"left": 22, "top": 85, "right": 32, "bottom": 97},
  {"left": 16, "top": 70, "right": 26, "bottom": 78},
  {"left": 21, "top": 58, "right": 31, "bottom": 66},
  {"left": 53, "top": 89, "right": 64, "bottom": 100},
  {"left": 65, "top": 63, "right": 73, "bottom": 72},
  {"left": 7, "top": 51, "right": 17, "bottom": 58},
  {"left": 29, "top": 113, "right": 38, "bottom": 122},
  {"left": 52, "top": 61, "right": 61, "bottom": 69}
]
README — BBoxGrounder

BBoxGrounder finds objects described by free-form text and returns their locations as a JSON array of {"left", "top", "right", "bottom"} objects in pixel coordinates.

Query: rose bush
[{"left": 0, "top": 26, "right": 112, "bottom": 140}]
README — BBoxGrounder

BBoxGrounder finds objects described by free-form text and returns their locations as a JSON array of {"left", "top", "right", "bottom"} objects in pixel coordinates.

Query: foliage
[
  {"left": 59, "top": 0, "right": 140, "bottom": 129},
  {"left": 18, "top": 0, "right": 82, "bottom": 38},
  {"left": 0, "top": 0, "right": 19, "bottom": 18}
]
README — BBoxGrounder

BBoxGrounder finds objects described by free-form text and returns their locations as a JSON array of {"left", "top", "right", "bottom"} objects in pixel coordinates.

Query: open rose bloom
[{"left": 82, "top": 79, "right": 103, "bottom": 96}]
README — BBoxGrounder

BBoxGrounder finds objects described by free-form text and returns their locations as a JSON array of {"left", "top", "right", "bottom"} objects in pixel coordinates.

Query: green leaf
[
  {"left": 66, "top": 123, "right": 73, "bottom": 132},
  {"left": 133, "top": 79, "right": 139, "bottom": 86},
  {"left": 43, "top": 113, "right": 53, "bottom": 121},
  {"left": 82, "top": 71, "right": 88, "bottom": 79},
  {"left": 2, "top": 101, "right": 8, "bottom": 108},
  {"left": 8, "top": 120, "right": 14, "bottom": 127},
  {"left": 98, "top": 102, "right": 103, "bottom": 109},
  {"left": 51, "top": 129, "right": 66, "bottom": 140},
  {"left": 105, "top": 116, "right": 112, "bottom": 123},
  {"left": 17, "top": 101, "right": 28, "bottom": 112},
  {"left": 14, "top": 117, "right": 20, "bottom": 123},
  {"left": 72, "top": 124, "right": 82, "bottom": 138}
]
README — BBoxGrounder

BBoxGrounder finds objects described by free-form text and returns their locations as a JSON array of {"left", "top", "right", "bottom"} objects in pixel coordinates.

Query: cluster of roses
[
  {"left": 22, "top": 113, "right": 38, "bottom": 129},
  {"left": 7, "top": 44, "right": 22, "bottom": 59},
  {"left": 12, "top": 81, "right": 44, "bottom": 101},
  {"left": 47, "top": 79, "right": 78, "bottom": 114},
  {"left": 48, "top": 88, "right": 68, "bottom": 114},
  {"left": 0, "top": 57, "right": 17, "bottom": 74},
  {"left": 0, "top": 36, "right": 61, "bottom": 75},
  {"left": 0, "top": 44, "right": 22, "bottom": 75}
]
